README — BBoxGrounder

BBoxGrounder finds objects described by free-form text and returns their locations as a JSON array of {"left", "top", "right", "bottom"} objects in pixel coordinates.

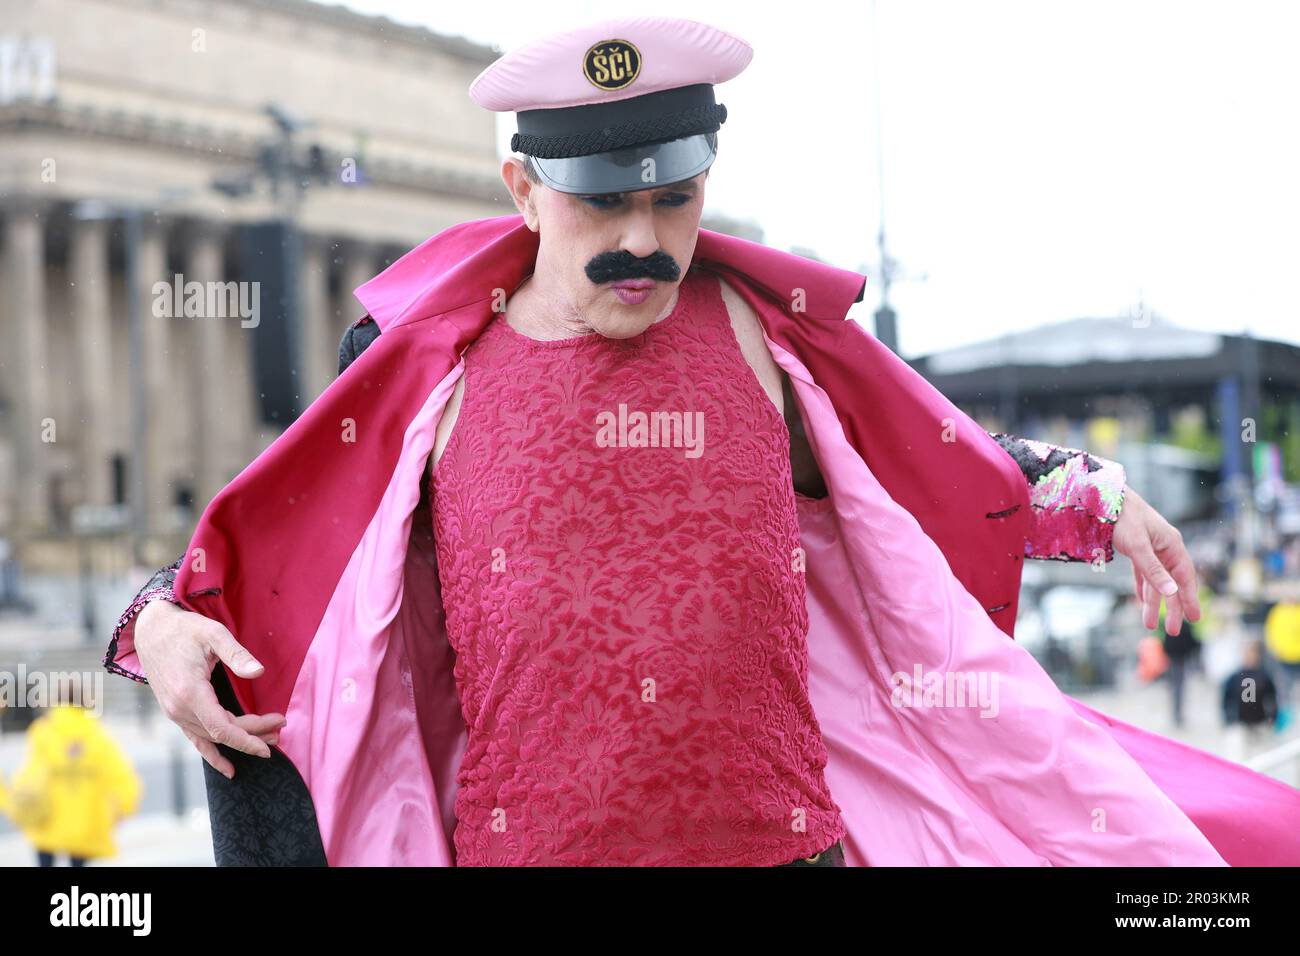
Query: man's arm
[
  {"left": 337, "top": 313, "right": 381, "bottom": 375},
  {"left": 104, "top": 554, "right": 186, "bottom": 683},
  {"left": 988, "top": 433, "right": 1127, "bottom": 564},
  {"left": 980, "top": 435, "right": 1197, "bottom": 635}
]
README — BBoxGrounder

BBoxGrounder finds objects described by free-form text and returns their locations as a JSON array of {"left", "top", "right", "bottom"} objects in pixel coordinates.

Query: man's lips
[{"left": 610, "top": 279, "right": 655, "bottom": 304}]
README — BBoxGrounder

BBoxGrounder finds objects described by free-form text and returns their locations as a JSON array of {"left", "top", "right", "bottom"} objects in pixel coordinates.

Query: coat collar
[{"left": 355, "top": 214, "right": 867, "bottom": 333}]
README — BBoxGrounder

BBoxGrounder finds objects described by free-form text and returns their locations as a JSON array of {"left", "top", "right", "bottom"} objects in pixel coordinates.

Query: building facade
[{"left": 0, "top": 0, "right": 510, "bottom": 569}]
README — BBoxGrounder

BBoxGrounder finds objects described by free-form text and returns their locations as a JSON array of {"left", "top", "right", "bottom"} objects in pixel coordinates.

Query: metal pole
[
  {"left": 870, "top": 0, "right": 898, "bottom": 354},
  {"left": 78, "top": 532, "right": 94, "bottom": 643}
]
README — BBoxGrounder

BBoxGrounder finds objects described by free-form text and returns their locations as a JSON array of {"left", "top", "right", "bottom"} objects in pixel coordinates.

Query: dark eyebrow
[{"left": 579, "top": 180, "right": 699, "bottom": 201}]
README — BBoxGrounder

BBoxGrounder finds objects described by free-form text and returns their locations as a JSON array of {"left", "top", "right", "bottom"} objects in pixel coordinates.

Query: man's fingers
[
  {"left": 231, "top": 713, "right": 286, "bottom": 733},
  {"left": 1132, "top": 555, "right": 1157, "bottom": 629},
  {"left": 1148, "top": 523, "right": 1199, "bottom": 633},
  {"left": 184, "top": 730, "right": 235, "bottom": 779},
  {"left": 174, "top": 708, "right": 283, "bottom": 756},
  {"left": 1144, "top": 586, "right": 1162, "bottom": 632},
  {"left": 1165, "top": 549, "right": 1202, "bottom": 623},
  {"left": 191, "top": 694, "right": 271, "bottom": 759},
  {"left": 1128, "top": 537, "right": 1175, "bottom": 631},
  {"left": 1164, "top": 590, "right": 1185, "bottom": 637},
  {"left": 205, "top": 627, "right": 264, "bottom": 679},
  {"left": 1138, "top": 562, "right": 1163, "bottom": 631},
  {"left": 1137, "top": 541, "right": 1179, "bottom": 600},
  {"left": 232, "top": 713, "right": 286, "bottom": 746}
]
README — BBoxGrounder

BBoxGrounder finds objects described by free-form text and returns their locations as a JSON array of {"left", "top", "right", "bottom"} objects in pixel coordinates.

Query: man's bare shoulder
[
  {"left": 432, "top": 373, "right": 466, "bottom": 468},
  {"left": 713, "top": 272, "right": 784, "bottom": 415}
]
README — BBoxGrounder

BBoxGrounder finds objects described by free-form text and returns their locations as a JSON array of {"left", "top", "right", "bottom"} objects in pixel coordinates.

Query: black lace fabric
[{"left": 774, "top": 838, "right": 847, "bottom": 867}]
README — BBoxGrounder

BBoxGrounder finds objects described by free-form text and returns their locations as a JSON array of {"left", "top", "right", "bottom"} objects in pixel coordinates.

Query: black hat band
[{"left": 511, "top": 83, "right": 727, "bottom": 159}]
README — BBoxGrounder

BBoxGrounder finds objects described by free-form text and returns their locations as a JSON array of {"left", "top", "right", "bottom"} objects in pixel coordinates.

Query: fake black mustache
[{"left": 584, "top": 250, "right": 682, "bottom": 284}]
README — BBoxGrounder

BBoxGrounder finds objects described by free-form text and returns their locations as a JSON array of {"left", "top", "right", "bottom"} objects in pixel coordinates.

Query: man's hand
[
  {"left": 1112, "top": 485, "right": 1202, "bottom": 636},
  {"left": 134, "top": 599, "right": 286, "bottom": 779}
]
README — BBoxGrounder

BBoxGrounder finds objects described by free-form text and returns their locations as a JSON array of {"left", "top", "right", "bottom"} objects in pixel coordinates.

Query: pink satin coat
[{"left": 112, "top": 215, "right": 1300, "bottom": 866}]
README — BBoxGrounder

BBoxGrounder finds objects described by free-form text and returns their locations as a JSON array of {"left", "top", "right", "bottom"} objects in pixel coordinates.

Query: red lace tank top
[{"left": 430, "top": 266, "right": 846, "bottom": 866}]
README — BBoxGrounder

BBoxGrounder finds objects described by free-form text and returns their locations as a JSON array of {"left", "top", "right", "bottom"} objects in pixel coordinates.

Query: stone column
[
  {"left": 1, "top": 198, "right": 52, "bottom": 534},
  {"left": 298, "top": 233, "right": 332, "bottom": 402},
  {"left": 183, "top": 220, "right": 230, "bottom": 510},
  {"left": 69, "top": 215, "right": 113, "bottom": 507},
  {"left": 225, "top": 282, "right": 260, "bottom": 472},
  {"left": 136, "top": 213, "right": 173, "bottom": 539}
]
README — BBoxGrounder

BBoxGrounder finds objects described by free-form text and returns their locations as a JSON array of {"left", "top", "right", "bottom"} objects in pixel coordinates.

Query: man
[
  {"left": 1221, "top": 639, "right": 1278, "bottom": 763},
  {"left": 105, "top": 16, "right": 1299, "bottom": 866},
  {"left": 1162, "top": 611, "right": 1201, "bottom": 728}
]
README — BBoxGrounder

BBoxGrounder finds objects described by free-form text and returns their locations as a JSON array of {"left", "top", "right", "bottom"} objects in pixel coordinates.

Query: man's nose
[{"left": 619, "top": 206, "right": 660, "bottom": 260}]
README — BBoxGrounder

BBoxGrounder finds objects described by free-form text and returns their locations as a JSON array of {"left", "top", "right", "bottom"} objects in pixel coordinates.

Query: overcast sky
[{"left": 336, "top": 0, "right": 1300, "bottom": 358}]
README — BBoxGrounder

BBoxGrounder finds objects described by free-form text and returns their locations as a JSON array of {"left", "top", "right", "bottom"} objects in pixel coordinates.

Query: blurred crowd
[{"left": 1136, "top": 557, "right": 1300, "bottom": 762}]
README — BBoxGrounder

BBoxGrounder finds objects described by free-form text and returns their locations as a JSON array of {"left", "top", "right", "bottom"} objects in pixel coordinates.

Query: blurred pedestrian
[
  {"left": 0, "top": 675, "right": 141, "bottom": 866},
  {"left": 1221, "top": 640, "right": 1279, "bottom": 764},
  {"left": 1160, "top": 611, "right": 1201, "bottom": 729},
  {"left": 1263, "top": 581, "right": 1300, "bottom": 731},
  {"left": 1136, "top": 634, "right": 1169, "bottom": 684}
]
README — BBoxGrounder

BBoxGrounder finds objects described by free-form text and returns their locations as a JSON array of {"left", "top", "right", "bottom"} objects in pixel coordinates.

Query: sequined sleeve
[
  {"left": 988, "top": 433, "right": 1127, "bottom": 564},
  {"left": 103, "top": 554, "right": 185, "bottom": 684}
]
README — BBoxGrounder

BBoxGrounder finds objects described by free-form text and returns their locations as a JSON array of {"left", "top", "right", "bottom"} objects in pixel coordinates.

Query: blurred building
[
  {"left": 699, "top": 211, "right": 764, "bottom": 244},
  {"left": 910, "top": 315, "right": 1300, "bottom": 524},
  {"left": 0, "top": 0, "right": 508, "bottom": 568}
]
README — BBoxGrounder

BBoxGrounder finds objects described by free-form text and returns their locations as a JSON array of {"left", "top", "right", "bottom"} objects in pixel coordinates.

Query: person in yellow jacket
[
  {"left": 1264, "top": 582, "right": 1300, "bottom": 730},
  {"left": 0, "top": 677, "right": 141, "bottom": 866}
]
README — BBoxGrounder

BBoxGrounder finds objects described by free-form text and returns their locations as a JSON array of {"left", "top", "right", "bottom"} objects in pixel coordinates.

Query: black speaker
[{"left": 239, "top": 220, "right": 302, "bottom": 426}]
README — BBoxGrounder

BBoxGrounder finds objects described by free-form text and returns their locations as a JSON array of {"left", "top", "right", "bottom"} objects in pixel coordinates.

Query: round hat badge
[{"left": 583, "top": 39, "right": 641, "bottom": 91}]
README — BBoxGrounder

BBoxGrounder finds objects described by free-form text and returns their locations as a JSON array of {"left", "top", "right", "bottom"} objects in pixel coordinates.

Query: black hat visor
[{"left": 529, "top": 132, "right": 717, "bottom": 195}]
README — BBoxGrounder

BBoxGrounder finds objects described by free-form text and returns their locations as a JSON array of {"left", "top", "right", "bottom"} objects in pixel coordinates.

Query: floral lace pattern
[{"left": 430, "top": 267, "right": 846, "bottom": 866}]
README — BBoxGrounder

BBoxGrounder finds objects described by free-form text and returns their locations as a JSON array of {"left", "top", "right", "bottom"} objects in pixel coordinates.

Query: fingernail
[
  {"left": 1158, "top": 580, "right": 1178, "bottom": 596},
  {"left": 224, "top": 770, "right": 234, "bottom": 780}
]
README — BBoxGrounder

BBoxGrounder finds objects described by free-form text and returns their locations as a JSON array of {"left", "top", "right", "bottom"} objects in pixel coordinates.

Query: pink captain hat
[{"left": 468, "top": 16, "right": 753, "bottom": 194}]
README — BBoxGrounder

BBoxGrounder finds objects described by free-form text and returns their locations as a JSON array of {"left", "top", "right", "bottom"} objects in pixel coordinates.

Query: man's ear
[{"left": 501, "top": 157, "right": 540, "bottom": 232}]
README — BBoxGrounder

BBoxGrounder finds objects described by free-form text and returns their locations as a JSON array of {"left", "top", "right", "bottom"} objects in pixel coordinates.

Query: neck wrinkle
[{"left": 504, "top": 265, "right": 688, "bottom": 343}]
